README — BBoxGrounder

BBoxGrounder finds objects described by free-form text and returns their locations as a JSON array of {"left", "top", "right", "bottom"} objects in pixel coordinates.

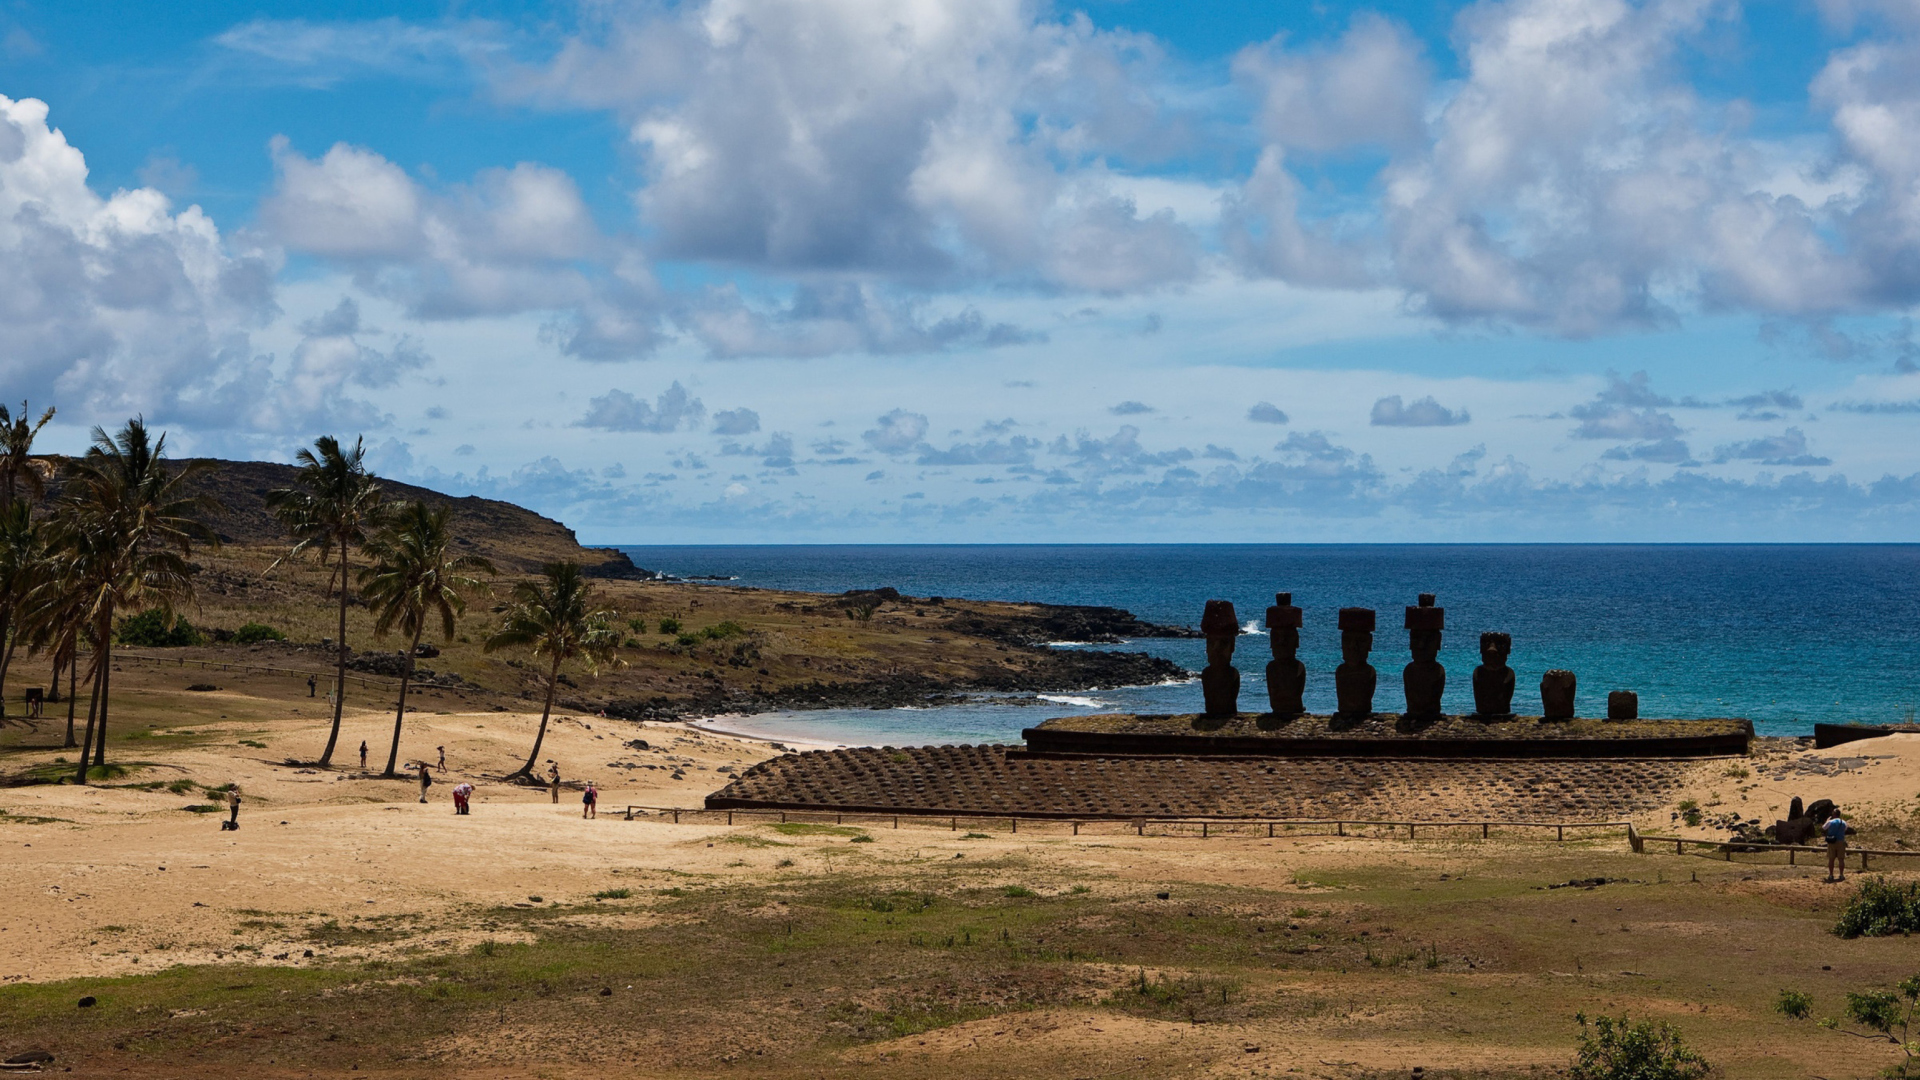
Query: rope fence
[
  {"left": 112, "top": 649, "right": 406, "bottom": 689},
  {"left": 618, "top": 804, "right": 1632, "bottom": 841},
  {"left": 1631, "top": 831, "right": 1920, "bottom": 872}
]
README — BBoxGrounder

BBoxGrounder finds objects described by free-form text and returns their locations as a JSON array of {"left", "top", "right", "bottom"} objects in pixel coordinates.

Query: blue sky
[{"left": 5, "top": 0, "right": 1920, "bottom": 542}]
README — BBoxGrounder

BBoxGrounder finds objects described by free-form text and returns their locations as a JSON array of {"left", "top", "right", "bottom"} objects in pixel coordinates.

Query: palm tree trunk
[
  {"left": 320, "top": 543, "right": 350, "bottom": 767},
  {"left": 0, "top": 608, "right": 12, "bottom": 719},
  {"left": 75, "top": 658, "right": 99, "bottom": 772},
  {"left": 382, "top": 630, "right": 422, "bottom": 778},
  {"left": 511, "top": 655, "right": 563, "bottom": 780},
  {"left": 90, "top": 616, "right": 113, "bottom": 772},
  {"left": 63, "top": 652, "right": 76, "bottom": 749}
]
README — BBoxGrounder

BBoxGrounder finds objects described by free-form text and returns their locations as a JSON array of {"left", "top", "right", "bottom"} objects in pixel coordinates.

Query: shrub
[
  {"left": 1777, "top": 988, "right": 1813, "bottom": 1019},
  {"left": 627, "top": 617, "right": 648, "bottom": 634},
  {"left": 1568, "top": 1014, "right": 1709, "bottom": 1080},
  {"left": 232, "top": 622, "right": 285, "bottom": 644},
  {"left": 1835, "top": 877, "right": 1920, "bottom": 938},
  {"left": 675, "top": 632, "right": 700, "bottom": 647},
  {"left": 593, "top": 888, "right": 632, "bottom": 900},
  {"left": 702, "top": 621, "right": 748, "bottom": 641},
  {"left": 657, "top": 617, "right": 682, "bottom": 635},
  {"left": 116, "top": 609, "right": 203, "bottom": 647},
  {"left": 1002, "top": 885, "right": 1037, "bottom": 898}
]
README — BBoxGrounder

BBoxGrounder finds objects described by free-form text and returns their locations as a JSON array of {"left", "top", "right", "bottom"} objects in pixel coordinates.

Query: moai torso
[
  {"left": 1401, "top": 593, "right": 1445, "bottom": 719},
  {"left": 1199, "top": 599, "right": 1241, "bottom": 717},
  {"left": 1541, "top": 669, "right": 1577, "bottom": 720},
  {"left": 1472, "top": 632, "right": 1515, "bottom": 718},
  {"left": 1265, "top": 593, "right": 1305, "bottom": 717},
  {"left": 1333, "top": 607, "right": 1376, "bottom": 718}
]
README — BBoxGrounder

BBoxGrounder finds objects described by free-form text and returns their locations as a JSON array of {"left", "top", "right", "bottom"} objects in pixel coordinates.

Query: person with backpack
[{"left": 1825, "top": 809, "right": 1850, "bottom": 883}]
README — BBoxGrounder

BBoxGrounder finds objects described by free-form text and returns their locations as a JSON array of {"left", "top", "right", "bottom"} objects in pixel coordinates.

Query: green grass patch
[
  {"left": 592, "top": 888, "right": 632, "bottom": 900},
  {"left": 767, "top": 822, "right": 867, "bottom": 838}
]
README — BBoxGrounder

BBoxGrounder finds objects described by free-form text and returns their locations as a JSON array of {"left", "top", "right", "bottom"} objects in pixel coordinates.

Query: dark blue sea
[{"left": 614, "top": 545, "right": 1920, "bottom": 746}]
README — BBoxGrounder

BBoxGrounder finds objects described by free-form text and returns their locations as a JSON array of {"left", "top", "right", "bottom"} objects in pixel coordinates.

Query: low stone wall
[{"left": 704, "top": 744, "right": 1702, "bottom": 820}]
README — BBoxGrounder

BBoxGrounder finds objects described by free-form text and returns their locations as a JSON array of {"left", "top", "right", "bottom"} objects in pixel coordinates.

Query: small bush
[
  {"left": 1002, "top": 885, "right": 1037, "bottom": 898},
  {"left": 593, "top": 888, "right": 632, "bottom": 900},
  {"left": 657, "top": 617, "right": 682, "bottom": 635},
  {"left": 1568, "top": 1014, "right": 1709, "bottom": 1080},
  {"left": 1776, "top": 988, "right": 1813, "bottom": 1019},
  {"left": 850, "top": 834, "right": 875, "bottom": 843},
  {"left": 232, "top": 622, "right": 285, "bottom": 644},
  {"left": 1835, "top": 877, "right": 1920, "bottom": 938},
  {"left": 627, "top": 617, "right": 648, "bottom": 634},
  {"left": 702, "top": 621, "right": 748, "bottom": 641},
  {"left": 674, "top": 632, "right": 700, "bottom": 647},
  {"left": 117, "top": 609, "right": 203, "bottom": 647}
]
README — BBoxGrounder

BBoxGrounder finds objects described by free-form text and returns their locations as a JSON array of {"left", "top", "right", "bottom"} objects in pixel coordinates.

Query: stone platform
[
  {"left": 704, "top": 743, "right": 1705, "bottom": 820},
  {"left": 1022, "top": 713, "right": 1751, "bottom": 759}
]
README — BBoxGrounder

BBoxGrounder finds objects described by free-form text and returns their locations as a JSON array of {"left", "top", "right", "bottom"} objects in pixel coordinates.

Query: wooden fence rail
[
  {"left": 1631, "top": 831, "right": 1920, "bottom": 872},
  {"left": 619, "top": 804, "right": 1632, "bottom": 840}
]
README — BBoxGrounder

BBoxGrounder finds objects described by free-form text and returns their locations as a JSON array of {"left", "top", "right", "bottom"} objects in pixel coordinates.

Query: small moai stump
[
  {"left": 1540, "top": 669, "right": 1577, "bottom": 720},
  {"left": 1607, "top": 690, "right": 1638, "bottom": 720},
  {"left": 1265, "top": 593, "right": 1306, "bottom": 717},
  {"left": 1334, "top": 607, "right": 1377, "bottom": 719},
  {"left": 1472, "top": 632, "right": 1515, "bottom": 719},
  {"left": 1199, "top": 599, "right": 1241, "bottom": 717},
  {"left": 1402, "top": 593, "right": 1445, "bottom": 721}
]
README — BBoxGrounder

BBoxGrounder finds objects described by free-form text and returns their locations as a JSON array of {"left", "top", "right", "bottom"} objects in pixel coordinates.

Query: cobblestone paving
[{"left": 706, "top": 744, "right": 1697, "bottom": 820}]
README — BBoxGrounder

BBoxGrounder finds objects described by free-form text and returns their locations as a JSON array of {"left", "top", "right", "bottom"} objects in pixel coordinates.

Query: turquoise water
[{"left": 617, "top": 545, "right": 1920, "bottom": 746}]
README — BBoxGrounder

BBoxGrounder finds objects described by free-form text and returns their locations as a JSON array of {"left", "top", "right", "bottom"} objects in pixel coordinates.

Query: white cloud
[
  {"left": 577, "top": 383, "right": 706, "bottom": 432},
  {"left": 1247, "top": 402, "right": 1290, "bottom": 424},
  {"left": 862, "top": 408, "right": 930, "bottom": 453},
  {"left": 0, "top": 94, "right": 279, "bottom": 426},
  {"left": 1370, "top": 394, "right": 1470, "bottom": 427}
]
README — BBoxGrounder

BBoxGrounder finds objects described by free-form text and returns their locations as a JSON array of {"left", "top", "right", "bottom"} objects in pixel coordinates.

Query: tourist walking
[
  {"left": 582, "top": 781, "right": 598, "bottom": 819},
  {"left": 308, "top": 675, "right": 316, "bottom": 698},
  {"left": 224, "top": 785, "right": 241, "bottom": 831},
  {"left": 452, "top": 782, "right": 474, "bottom": 815},
  {"left": 418, "top": 762, "right": 434, "bottom": 804},
  {"left": 1826, "top": 809, "right": 1851, "bottom": 882},
  {"left": 359, "top": 740, "right": 368, "bottom": 770},
  {"left": 547, "top": 761, "right": 561, "bottom": 804},
  {"left": 437, "top": 745, "right": 446, "bottom": 770}
]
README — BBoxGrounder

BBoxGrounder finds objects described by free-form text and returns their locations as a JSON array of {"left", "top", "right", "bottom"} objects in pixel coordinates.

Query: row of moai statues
[{"left": 1198, "top": 593, "right": 1639, "bottom": 720}]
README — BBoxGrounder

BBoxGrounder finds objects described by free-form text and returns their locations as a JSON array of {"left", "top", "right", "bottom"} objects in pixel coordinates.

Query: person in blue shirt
[{"left": 1824, "top": 810, "right": 1850, "bottom": 883}]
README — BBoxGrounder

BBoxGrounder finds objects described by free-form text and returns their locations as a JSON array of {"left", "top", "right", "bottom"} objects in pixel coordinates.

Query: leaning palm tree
[
  {"left": 267, "top": 437, "right": 384, "bottom": 767},
  {"left": 0, "top": 400, "right": 55, "bottom": 511},
  {"left": 484, "top": 562, "right": 622, "bottom": 781},
  {"left": 358, "top": 501, "right": 495, "bottom": 777},
  {"left": 51, "top": 419, "right": 215, "bottom": 783}
]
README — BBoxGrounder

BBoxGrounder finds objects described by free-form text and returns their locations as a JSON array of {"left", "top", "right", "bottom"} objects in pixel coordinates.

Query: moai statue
[
  {"left": 1607, "top": 690, "right": 1638, "bottom": 720},
  {"left": 1334, "top": 608, "right": 1377, "bottom": 719},
  {"left": 1472, "top": 632, "right": 1516, "bottom": 719},
  {"left": 1541, "top": 669, "right": 1577, "bottom": 720},
  {"left": 1402, "top": 593, "right": 1445, "bottom": 720},
  {"left": 1265, "top": 593, "right": 1305, "bottom": 717},
  {"left": 1199, "top": 599, "right": 1241, "bottom": 717}
]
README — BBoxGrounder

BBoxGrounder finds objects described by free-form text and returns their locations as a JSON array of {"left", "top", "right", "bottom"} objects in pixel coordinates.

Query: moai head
[
  {"left": 1479, "top": 631, "right": 1512, "bottom": 666},
  {"left": 1266, "top": 592, "right": 1302, "bottom": 659},
  {"left": 1404, "top": 594, "right": 1443, "bottom": 659},
  {"left": 1337, "top": 607, "right": 1376, "bottom": 664},
  {"left": 1409, "top": 629, "right": 1441, "bottom": 663},
  {"left": 1200, "top": 599, "right": 1239, "bottom": 667},
  {"left": 1541, "top": 669, "right": 1577, "bottom": 720}
]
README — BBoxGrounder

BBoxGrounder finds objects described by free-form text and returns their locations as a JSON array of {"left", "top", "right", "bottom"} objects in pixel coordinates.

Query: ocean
[{"left": 614, "top": 544, "right": 1920, "bottom": 746}]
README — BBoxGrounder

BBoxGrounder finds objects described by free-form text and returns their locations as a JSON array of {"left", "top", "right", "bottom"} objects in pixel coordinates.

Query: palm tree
[
  {"left": 0, "top": 401, "right": 55, "bottom": 511},
  {"left": 51, "top": 419, "right": 214, "bottom": 783},
  {"left": 267, "top": 437, "right": 384, "bottom": 768},
  {"left": 0, "top": 501, "right": 48, "bottom": 719},
  {"left": 484, "top": 562, "right": 622, "bottom": 781},
  {"left": 358, "top": 501, "right": 495, "bottom": 777}
]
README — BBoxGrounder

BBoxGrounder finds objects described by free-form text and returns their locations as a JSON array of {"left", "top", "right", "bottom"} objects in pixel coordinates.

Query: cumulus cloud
[
  {"left": 1050, "top": 426, "right": 1192, "bottom": 475},
  {"left": 503, "top": 0, "right": 1202, "bottom": 293},
  {"left": 1370, "top": 394, "right": 1470, "bottom": 427},
  {"left": 862, "top": 409, "right": 930, "bottom": 453},
  {"left": 679, "top": 281, "right": 1043, "bottom": 359},
  {"left": 1831, "top": 399, "right": 1920, "bottom": 414},
  {"left": 1713, "top": 427, "right": 1832, "bottom": 466},
  {"left": 1109, "top": 400, "right": 1155, "bottom": 415},
  {"left": 577, "top": 383, "right": 705, "bottom": 432},
  {"left": 711, "top": 407, "right": 761, "bottom": 435},
  {"left": 1246, "top": 402, "right": 1290, "bottom": 425},
  {"left": 0, "top": 94, "right": 294, "bottom": 428},
  {"left": 1601, "top": 438, "right": 1696, "bottom": 465},
  {"left": 1727, "top": 389, "right": 1804, "bottom": 420},
  {"left": 916, "top": 436, "right": 1041, "bottom": 467}
]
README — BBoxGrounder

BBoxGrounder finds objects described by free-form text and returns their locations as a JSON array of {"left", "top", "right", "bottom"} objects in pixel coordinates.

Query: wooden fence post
[
  {"left": 1483, "top": 822, "right": 1490, "bottom": 839},
  {"left": 1337, "top": 822, "right": 1345, "bottom": 837},
  {"left": 1202, "top": 822, "right": 1208, "bottom": 839}
]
